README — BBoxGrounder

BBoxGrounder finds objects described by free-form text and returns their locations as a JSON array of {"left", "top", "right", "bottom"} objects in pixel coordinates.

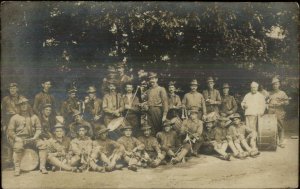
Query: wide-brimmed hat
[
  {"left": 68, "top": 87, "right": 77, "bottom": 93},
  {"left": 121, "top": 125, "right": 133, "bottom": 131},
  {"left": 168, "top": 81, "right": 176, "bottom": 87},
  {"left": 163, "top": 120, "right": 173, "bottom": 127},
  {"left": 189, "top": 106, "right": 199, "bottom": 114},
  {"left": 86, "top": 86, "right": 97, "bottom": 93},
  {"left": 77, "top": 124, "right": 90, "bottom": 131},
  {"left": 141, "top": 124, "right": 152, "bottom": 130},
  {"left": 148, "top": 72, "right": 158, "bottom": 79},
  {"left": 16, "top": 97, "right": 29, "bottom": 105},
  {"left": 218, "top": 116, "right": 230, "bottom": 122},
  {"left": 272, "top": 78, "right": 280, "bottom": 84},
  {"left": 190, "top": 79, "right": 198, "bottom": 86},
  {"left": 94, "top": 124, "right": 110, "bottom": 135},
  {"left": 206, "top": 76, "right": 214, "bottom": 83},
  {"left": 8, "top": 82, "right": 18, "bottom": 88},
  {"left": 229, "top": 113, "right": 241, "bottom": 120},
  {"left": 250, "top": 82, "right": 259, "bottom": 88},
  {"left": 42, "top": 103, "right": 52, "bottom": 109},
  {"left": 116, "top": 62, "right": 125, "bottom": 68},
  {"left": 222, "top": 83, "right": 230, "bottom": 89},
  {"left": 52, "top": 122, "right": 65, "bottom": 132}
]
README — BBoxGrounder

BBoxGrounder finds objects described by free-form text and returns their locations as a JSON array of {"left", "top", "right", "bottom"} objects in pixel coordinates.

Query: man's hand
[
  {"left": 94, "top": 115, "right": 101, "bottom": 121},
  {"left": 162, "top": 115, "right": 167, "bottom": 122}
]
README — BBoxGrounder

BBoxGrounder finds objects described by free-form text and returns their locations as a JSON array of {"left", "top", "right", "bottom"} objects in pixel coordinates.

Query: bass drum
[
  {"left": 20, "top": 149, "right": 39, "bottom": 171},
  {"left": 257, "top": 114, "right": 278, "bottom": 151}
]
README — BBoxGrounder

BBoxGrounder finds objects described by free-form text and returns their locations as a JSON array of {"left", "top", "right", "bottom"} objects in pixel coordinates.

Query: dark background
[{"left": 1, "top": 2, "right": 299, "bottom": 117}]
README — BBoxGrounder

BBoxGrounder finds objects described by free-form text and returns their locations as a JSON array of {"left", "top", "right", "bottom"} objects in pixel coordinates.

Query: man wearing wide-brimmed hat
[
  {"left": 117, "top": 124, "right": 145, "bottom": 171},
  {"left": 61, "top": 86, "right": 80, "bottom": 125},
  {"left": 101, "top": 66, "right": 119, "bottom": 95},
  {"left": 241, "top": 81, "right": 266, "bottom": 131},
  {"left": 144, "top": 72, "right": 168, "bottom": 134},
  {"left": 115, "top": 62, "right": 133, "bottom": 94},
  {"left": 138, "top": 124, "right": 164, "bottom": 168},
  {"left": 33, "top": 78, "right": 56, "bottom": 118},
  {"left": 39, "top": 103, "right": 56, "bottom": 140},
  {"left": 7, "top": 97, "right": 48, "bottom": 175},
  {"left": 84, "top": 86, "right": 103, "bottom": 123},
  {"left": 90, "top": 124, "right": 125, "bottom": 172},
  {"left": 69, "top": 124, "right": 93, "bottom": 172},
  {"left": 220, "top": 83, "right": 238, "bottom": 117},
  {"left": 182, "top": 79, "right": 207, "bottom": 119},
  {"left": 102, "top": 82, "right": 124, "bottom": 126},
  {"left": 203, "top": 76, "right": 222, "bottom": 114},
  {"left": 47, "top": 122, "right": 78, "bottom": 172},
  {"left": 167, "top": 81, "right": 182, "bottom": 119},
  {"left": 67, "top": 110, "right": 94, "bottom": 139},
  {"left": 268, "top": 77, "right": 290, "bottom": 148}
]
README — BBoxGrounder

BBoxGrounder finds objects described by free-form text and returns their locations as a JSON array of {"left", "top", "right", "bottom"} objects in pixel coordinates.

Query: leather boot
[{"left": 39, "top": 150, "right": 48, "bottom": 174}]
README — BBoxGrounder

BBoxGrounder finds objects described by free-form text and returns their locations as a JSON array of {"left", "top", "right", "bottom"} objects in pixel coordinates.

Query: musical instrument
[
  {"left": 20, "top": 149, "right": 39, "bottom": 171},
  {"left": 170, "top": 116, "right": 182, "bottom": 132},
  {"left": 107, "top": 117, "right": 125, "bottom": 131},
  {"left": 257, "top": 114, "right": 278, "bottom": 151}
]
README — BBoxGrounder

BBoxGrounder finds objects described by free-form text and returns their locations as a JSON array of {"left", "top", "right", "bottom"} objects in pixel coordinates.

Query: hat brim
[
  {"left": 141, "top": 126, "right": 152, "bottom": 130},
  {"left": 97, "top": 128, "right": 110, "bottom": 134}
]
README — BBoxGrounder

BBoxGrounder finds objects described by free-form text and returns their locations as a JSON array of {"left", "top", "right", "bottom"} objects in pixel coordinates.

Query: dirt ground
[{"left": 1, "top": 120, "right": 299, "bottom": 189}]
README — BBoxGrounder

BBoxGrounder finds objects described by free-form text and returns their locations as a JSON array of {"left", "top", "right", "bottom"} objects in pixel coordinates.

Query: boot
[
  {"left": 13, "top": 152, "right": 22, "bottom": 176},
  {"left": 39, "top": 150, "right": 48, "bottom": 174},
  {"left": 14, "top": 163, "right": 21, "bottom": 176},
  {"left": 128, "top": 164, "right": 137, "bottom": 172}
]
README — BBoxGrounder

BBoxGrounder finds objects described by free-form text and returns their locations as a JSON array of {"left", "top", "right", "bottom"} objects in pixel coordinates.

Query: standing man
[
  {"left": 84, "top": 86, "right": 102, "bottom": 123},
  {"left": 101, "top": 66, "right": 118, "bottom": 96},
  {"left": 102, "top": 82, "right": 124, "bottom": 126},
  {"left": 203, "top": 77, "right": 222, "bottom": 114},
  {"left": 7, "top": 97, "right": 48, "bottom": 176},
  {"left": 61, "top": 87, "right": 80, "bottom": 126},
  {"left": 122, "top": 83, "right": 140, "bottom": 135},
  {"left": 1, "top": 82, "right": 26, "bottom": 166},
  {"left": 33, "top": 79, "right": 56, "bottom": 118},
  {"left": 182, "top": 79, "right": 207, "bottom": 119},
  {"left": 144, "top": 72, "right": 168, "bottom": 134},
  {"left": 167, "top": 81, "right": 182, "bottom": 119},
  {"left": 220, "top": 83, "right": 238, "bottom": 117},
  {"left": 241, "top": 82, "right": 266, "bottom": 131},
  {"left": 116, "top": 62, "right": 133, "bottom": 94},
  {"left": 268, "top": 78, "right": 289, "bottom": 148}
]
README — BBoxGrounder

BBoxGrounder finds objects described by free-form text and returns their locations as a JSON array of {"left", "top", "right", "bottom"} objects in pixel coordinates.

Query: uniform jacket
[
  {"left": 182, "top": 91, "right": 207, "bottom": 114},
  {"left": 156, "top": 130, "right": 181, "bottom": 151},
  {"left": 84, "top": 97, "right": 102, "bottom": 118},
  {"left": 117, "top": 136, "right": 145, "bottom": 152},
  {"left": 91, "top": 139, "right": 124, "bottom": 157},
  {"left": 61, "top": 97, "right": 80, "bottom": 119},
  {"left": 203, "top": 89, "right": 222, "bottom": 113},
  {"left": 220, "top": 95, "right": 238, "bottom": 116},
  {"left": 67, "top": 119, "right": 94, "bottom": 139},
  {"left": 70, "top": 136, "right": 93, "bottom": 155},
  {"left": 33, "top": 91, "right": 56, "bottom": 117},
  {"left": 138, "top": 136, "right": 161, "bottom": 153},
  {"left": 268, "top": 90, "right": 289, "bottom": 119},
  {"left": 145, "top": 85, "right": 168, "bottom": 116},
  {"left": 1, "top": 94, "right": 25, "bottom": 124},
  {"left": 103, "top": 93, "right": 124, "bottom": 114},
  {"left": 47, "top": 136, "right": 71, "bottom": 157},
  {"left": 181, "top": 118, "right": 203, "bottom": 138},
  {"left": 168, "top": 93, "right": 182, "bottom": 109}
]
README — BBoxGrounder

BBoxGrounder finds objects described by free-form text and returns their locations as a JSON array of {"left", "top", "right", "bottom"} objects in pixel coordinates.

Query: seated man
[
  {"left": 7, "top": 97, "right": 48, "bottom": 176},
  {"left": 67, "top": 110, "right": 94, "bottom": 139},
  {"left": 156, "top": 120, "right": 191, "bottom": 165},
  {"left": 180, "top": 108, "right": 203, "bottom": 157},
  {"left": 47, "top": 122, "right": 78, "bottom": 172},
  {"left": 229, "top": 113, "right": 260, "bottom": 157},
  {"left": 117, "top": 125, "right": 145, "bottom": 172},
  {"left": 90, "top": 124, "right": 125, "bottom": 172},
  {"left": 69, "top": 125, "right": 93, "bottom": 172},
  {"left": 138, "top": 124, "right": 164, "bottom": 168}
]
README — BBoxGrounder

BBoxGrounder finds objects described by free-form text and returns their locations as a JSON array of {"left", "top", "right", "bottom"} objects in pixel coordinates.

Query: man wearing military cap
[
  {"left": 241, "top": 81, "right": 266, "bottom": 131},
  {"left": 1, "top": 82, "right": 26, "bottom": 166},
  {"left": 203, "top": 76, "right": 222, "bottom": 114},
  {"left": 33, "top": 79, "right": 57, "bottom": 118},
  {"left": 7, "top": 97, "right": 48, "bottom": 175},
  {"left": 144, "top": 72, "right": 168, "bottom": 134},
  {"left": 220, "top": 83, "right": 238, "bottom": 117},
  {"left": 182, "top": 79, "right": 207, "bottom": 119},
  {"left": 267, "top": 77, "right": 290, "bottom": 148},
  {"left": 228, "top": 113, "right": 260, "bottom": 157},
  {"left": 83, "top": 86, "right": 103, "bottom": 123},
  {"left": 61, "top": 86, "right": 80, "bottom": 126},
  {"left": 69, "top": 124, "right": 93, "bottom": 172},
  {"left": 167, "top": 81, "right": 182, "bottom": 119},
  {"left": 115, "top": 62, "right": 133, "bottom": 94},
  {"left": 117, "top": 125, "right": 145, "bottom": 171},
  {"left": 102, "top": 82, "right": 124, "bottom": 126},
  {"left": 138, "top": 124, "right": 164, "bottom": 168},
  {"left": 180, "top": 108, "right": 204, "bottom": 157},
  {"left": 67, "top": 110, "right": 94, "bottom": 139},
  {"left": 47, "top": 122, "right": 78, "bottom": 172},
  {"left": 39, "top": 103, "right": 56, "bottom": 140},
  {"left": 90, "top": 124, "right": 125, "bottom": 172},
  {"left": 156, "top": 120, "right": 190, "bottom": 164}
]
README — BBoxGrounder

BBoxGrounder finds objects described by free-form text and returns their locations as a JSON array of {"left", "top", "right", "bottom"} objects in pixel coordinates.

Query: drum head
[
  {"left": 107, "top": 117, "right": 125, "bottom": 131},
  {"left": 20, "top": 149, "right": 39, "bottom": 171}
]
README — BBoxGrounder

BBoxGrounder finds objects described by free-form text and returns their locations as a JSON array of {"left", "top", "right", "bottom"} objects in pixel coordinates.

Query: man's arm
[{"left": 160, "top": 87, "right": 169, "bottom": 118}]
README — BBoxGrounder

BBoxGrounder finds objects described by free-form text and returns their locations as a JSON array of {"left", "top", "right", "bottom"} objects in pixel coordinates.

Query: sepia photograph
[{"left": 1, "top": 2, "right": 299, "bottom": 188}]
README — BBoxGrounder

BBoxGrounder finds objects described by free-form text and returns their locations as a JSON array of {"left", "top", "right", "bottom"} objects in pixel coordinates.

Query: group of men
[{"left": 1, "top": 62, "right": 290, "bottom": 176}]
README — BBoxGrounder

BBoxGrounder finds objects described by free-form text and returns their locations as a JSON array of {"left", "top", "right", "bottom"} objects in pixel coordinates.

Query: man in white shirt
[{"left": 241, "top": 82, "right": 266, "bottom": 131}]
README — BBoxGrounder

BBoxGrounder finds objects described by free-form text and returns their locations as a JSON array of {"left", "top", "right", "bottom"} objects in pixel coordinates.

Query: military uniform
[
  {"left": 69, "top": 135, "right": 93, "bottom": 168},
  {"left": 67, "top": 119, "right": 94, "bottom": 139},
  {"left": 167, "top": 93, "right": 182, "bottom": 119},
  {"left": 203, "top": 89, "right": 222, "bottom": 114},
  {"left": 61, "top": 96, "right": 80, "bottom": 125},
  {"left": 220, "top": 84, "right": 237, "bottom": 117},
  {"left": 39, "top": 114, "right": 55, "bottom": 140},
  {"left": 122, "top": 93, "right": 140, "bottom": 134},
  {"left": 102, "top": 92, "right": 124, "bottom": 126},
  {"left": 33, "top": 91, "right": 56, "bottom": 118},
  {"left": 116, "top": 74, "right": 132, "bottom": 94},
  {"left": 145, "top": 75, "right": 168, "bottom": 134}
]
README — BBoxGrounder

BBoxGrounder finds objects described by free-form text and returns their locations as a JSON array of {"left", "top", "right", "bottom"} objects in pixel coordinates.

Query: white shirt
[{"left": 241, "top": 92, "right": 266, "bottom": 116}]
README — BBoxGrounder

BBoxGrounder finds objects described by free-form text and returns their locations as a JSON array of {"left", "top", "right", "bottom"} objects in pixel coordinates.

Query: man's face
[
  {"left": 125, "top": 85, "right": 133, "bottom": 93},
  {"left": 164, "top": 126, "right": 171, "bottom": 132},
  {"left": 272, "top": 82, "right": 280, "bottom": 90},
  {"left": 219, "top": 120, "right": 227, "bottom": 128},
  {"left": 124, "top": 129, "right": 132, "bottom": 137},
  {"left": 99, "top": 132, "right": 108, "bottom": 140},
  {"left": 233, "top": 118, "right": 241, "bottom": 125},
  {"left": 9, "top": 86, "right": 18, "bottom": 96},
  {"left": 55, "top": 128, "right": 64, "bottom": 138},
  {"left": 190, "top": 112, "right": 198, "bottom": 121},
  {"left": 42, "top": 81, "right": 52, "bottom": 92},
  {"left": 109, "top": 84, "right": 116, "bottom": 92},
  {"left": 69, "top": 92, "right": 76, "bottom": 98},
  {"left": 74, "top": 115, "right": 81, "bottom": 122},
  {"left": 206, "top": 122, "right": 214, "bottom": 130},
  {"left": 149, "top": 77, "right": 158, "bottom": 86},
  {"left": 223, "top": 88, "right": 229, "bottom": 95},
  {"left": 78, "top": 128, "right": 87, "bottom": 137},
  {"left": 169, "top": 86, "right": 175, "bottom": 93},
  {"left": 88, "top": 92, "right": 96, "bottom": 99},
  {"left": 117, "top": 67, "right": 124, "bottom": 75},
  {"left": 143, "top": 128, "right": 151, "bottom": 137},
  {"left": 20, "top": 102, "right": 28, "bottom": 112},
  {"left": 190, "top": 85, "right": 197, "bottom": 92},
  {"left": 207, "top": 82, "right": 214, "bottom": 89},
  {"left": 251, "top": 86, "right": 258, "bottom": 94},
  {"left": 43, "top": 107, "right": 52, "bottom": 117}
]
